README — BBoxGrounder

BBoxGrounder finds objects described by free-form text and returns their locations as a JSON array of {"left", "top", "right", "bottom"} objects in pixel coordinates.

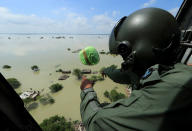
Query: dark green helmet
[{"left": 109, "top": 8, "right": 180, "bottom": 71}]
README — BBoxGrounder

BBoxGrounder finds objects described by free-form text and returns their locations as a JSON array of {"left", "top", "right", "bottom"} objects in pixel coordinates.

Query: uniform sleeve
[
  {"left": 103, "top": 67, "right": 139, "bottom": 85},
  {"left": 80, "top": 88, "right": 101, "bottom": 130},
  {"left": 80, "top": 88, "right": 144, "bottom": 131}
]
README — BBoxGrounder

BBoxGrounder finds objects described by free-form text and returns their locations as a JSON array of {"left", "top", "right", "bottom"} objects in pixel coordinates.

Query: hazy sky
[{"left": 0, "top": 0, "right": 183, "bottom": 34}]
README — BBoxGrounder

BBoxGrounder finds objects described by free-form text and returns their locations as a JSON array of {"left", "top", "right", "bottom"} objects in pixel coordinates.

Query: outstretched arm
[
  {"left": 80, "top": 88, "right": 101, "bottom": 130},
  {"left": 103, "top": 66, "right": 139, "bottom": 85},
  {"left": 80, "top": 76, "right": 144, "bottom": 131},
  {"left": 80, "top": 76, "right": 102, "bottom": 130}
]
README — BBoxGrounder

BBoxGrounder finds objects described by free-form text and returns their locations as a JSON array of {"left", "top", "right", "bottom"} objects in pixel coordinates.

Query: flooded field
[{"left": 0, "top": 34, "right": 128, "bottom": 123}]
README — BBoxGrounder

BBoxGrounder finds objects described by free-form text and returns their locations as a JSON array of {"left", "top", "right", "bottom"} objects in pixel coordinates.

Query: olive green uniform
[{"left": 80, "top": 63, "right": 192, "bottom": 131}]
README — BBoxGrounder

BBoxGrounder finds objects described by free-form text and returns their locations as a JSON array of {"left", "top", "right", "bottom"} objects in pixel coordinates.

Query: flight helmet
[{"left": 109, "top": 8, "right": 180, "bottom": 71}]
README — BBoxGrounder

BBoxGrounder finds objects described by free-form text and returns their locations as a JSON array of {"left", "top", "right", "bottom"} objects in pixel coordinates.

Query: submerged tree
[
  {"left": 40, "top": 94, "right": 55, "bottom": 105},
  {"left": 67, "top": 48, "right": 71, "bottom": 51},
  {"left": 72, "top": 68, "right": 82, "bottom": 80},
  {"left": 104, "top": 91, "right": 110, "bottom": 98},
  {"left": 88, "top": 75, "right": 97, "bottom": 82},
  {"left": 26, "top": 102, "right": 39, "bottom": 111},
  {"left": 40, "top": 115, "right": 75, "bottom": 131},
  {"left": 31, "top": 65, "right": 39, "bottom": 71},
  {"left": 48, "top": 98, "right": 55, "bottom": 104},
  {"left": 56, "top": 69, "right": 63, "bottom": 72},
  {"left": 88, "top": 75, "right": 104, "bottom": 82},
  {"left": 49, "top": 83, "right": 63, "bottom": 93},
  {"left": 104, "top": 89, "right": 126, "bottom": 102},
  {"left": 3, "top": 65, "right": 11, "bottom": 69},
  {"left": 110, "top": 89, "right": 125, "bottom": 102},
  {"left": 7, "top": 78, "right": 21, "bottom": 89},
  {"left": 97, "top": 75, "right": 104, "bottom": 81}
]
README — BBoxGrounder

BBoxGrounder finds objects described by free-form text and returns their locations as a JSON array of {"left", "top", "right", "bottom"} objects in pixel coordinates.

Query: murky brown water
[{"left": 0, "top": 34, "right": 128, "bottom": 123}]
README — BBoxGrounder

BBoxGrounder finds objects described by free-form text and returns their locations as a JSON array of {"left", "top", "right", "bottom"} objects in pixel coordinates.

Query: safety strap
[{"left": 83, "top": 50, "right": 91, "bottom": 65}]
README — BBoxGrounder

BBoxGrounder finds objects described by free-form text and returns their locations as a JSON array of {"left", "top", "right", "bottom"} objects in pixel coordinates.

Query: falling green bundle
[{"left": 79, "top": 46, "right": 100, "bottom": 65}]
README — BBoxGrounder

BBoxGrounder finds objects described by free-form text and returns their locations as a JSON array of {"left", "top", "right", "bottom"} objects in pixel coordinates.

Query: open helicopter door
[
  {"left": 0, "top": 73, "right": 42, "bottom": 131},
  {"left": 176, "top": 0, "right": 192, "bottom": 64}
]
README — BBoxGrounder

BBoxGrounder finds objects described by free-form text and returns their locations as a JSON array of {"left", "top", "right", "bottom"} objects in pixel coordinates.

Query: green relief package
[{"left": 79, "top": 46, "right": 100, "bottom": 65}]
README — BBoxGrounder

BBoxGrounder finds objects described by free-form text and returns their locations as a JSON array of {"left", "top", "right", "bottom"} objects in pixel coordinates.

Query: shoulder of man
[{"left": 140, "top": 63, "right": 192, "bottom": 88}]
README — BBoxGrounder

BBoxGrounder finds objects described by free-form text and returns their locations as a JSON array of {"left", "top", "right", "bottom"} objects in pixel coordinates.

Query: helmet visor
[{"left": 109, "top": 16, "right": 127, "bottom": 54}]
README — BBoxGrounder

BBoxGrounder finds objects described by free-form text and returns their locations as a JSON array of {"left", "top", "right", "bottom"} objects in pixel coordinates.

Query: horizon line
[{"left": 0, "top": 33, "right": 110, "bottom": 35}]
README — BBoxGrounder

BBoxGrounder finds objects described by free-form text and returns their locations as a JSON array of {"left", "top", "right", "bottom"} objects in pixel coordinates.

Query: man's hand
[{"left": 80, "top": 76, "right": 94, "bottom": 90}]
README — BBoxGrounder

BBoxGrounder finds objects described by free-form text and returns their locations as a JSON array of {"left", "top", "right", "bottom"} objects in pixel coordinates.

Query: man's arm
[
  {"left": 80, "top": 76, "right": 102, "bottom": 130},
  {"left": 80, "top": 87, "right": 124, "bottom": 131},
  {"left": 80, "top": 87, "right": 143, "bottom": 131},
  {"left": 80, "top": 76, "right": 121, "bottom": 130},
  {"left": 103, "top": 66, "right": 139, "bottom": 85},
  {"left": 80, "top": 88, "right": 101, "bottom": 130},
  {"left": 80, "top": 76, "right": 145, "bottom": 131}
]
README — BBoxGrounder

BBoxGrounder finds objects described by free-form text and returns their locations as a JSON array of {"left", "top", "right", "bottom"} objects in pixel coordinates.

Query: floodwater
[{"left": 0, "top": 34, "right": 128, "bottom": 123}]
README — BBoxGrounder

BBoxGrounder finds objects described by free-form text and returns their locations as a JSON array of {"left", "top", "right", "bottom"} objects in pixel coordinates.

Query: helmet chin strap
[{"left": 121, "top": 51, "right": 136, "bottom": 71}]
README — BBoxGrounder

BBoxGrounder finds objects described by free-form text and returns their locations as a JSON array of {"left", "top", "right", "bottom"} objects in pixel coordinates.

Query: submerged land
[{"left": 0, "top": 34, "right": 128, "bottom": 124}]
